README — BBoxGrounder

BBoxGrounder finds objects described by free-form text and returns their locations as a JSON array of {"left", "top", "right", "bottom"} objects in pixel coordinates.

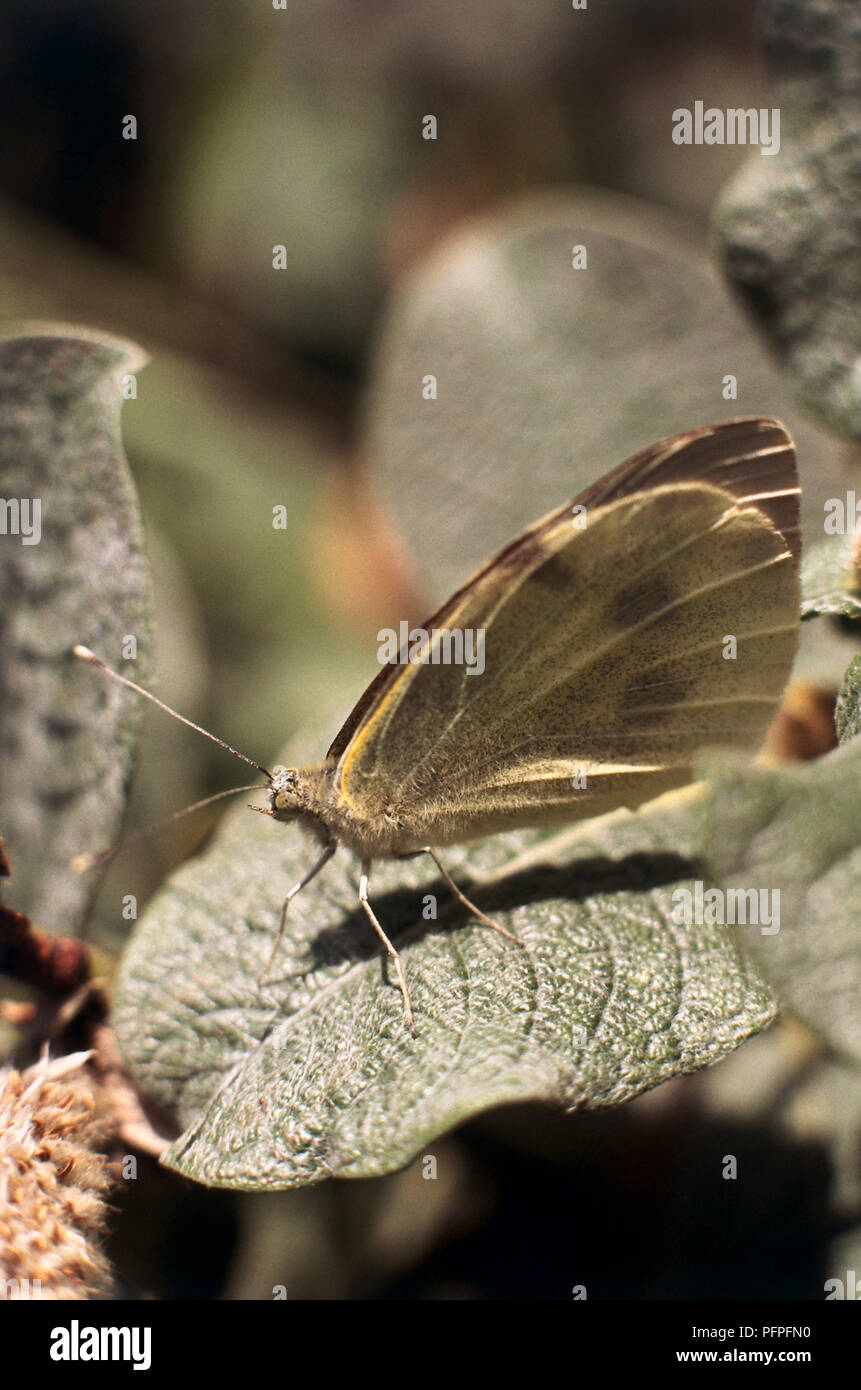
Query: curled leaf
[{"left": 0, "top": 326, "right": 151, "bottom": 935}]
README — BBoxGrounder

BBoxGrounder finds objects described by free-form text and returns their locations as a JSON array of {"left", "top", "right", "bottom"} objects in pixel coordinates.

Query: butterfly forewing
[
  {"left": 573, "top": 415, "right": 801, "bottom": 570},
  {"left": 331, "top": 418, "right": 800, "bottom": 850}
]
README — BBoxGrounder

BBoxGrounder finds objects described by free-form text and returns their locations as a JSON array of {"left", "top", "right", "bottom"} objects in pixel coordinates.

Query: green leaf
[
  {"left": 704, "top": 739, "right": 861, "bottom": 1065},
  {"left": 0, "top": 326, "right": 152, "bottom": 936},
  {"left": 113, "top": 763, "right": 775, "bottom": 1190},
  {"left": 836, "top": 653, "right": 861, "bottom": 743},
  {"left": 800, "top": 533, "right": 861, "bottom": 620},
  {"left": 713, "top": 0, "right": 861, "bottom": 440}
]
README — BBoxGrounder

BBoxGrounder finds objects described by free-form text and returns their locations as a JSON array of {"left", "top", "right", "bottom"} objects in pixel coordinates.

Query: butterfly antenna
[
  {"left": 73, "top": 645, "right": 272, "bottom": 778},
  {"left": 70, "top": 783, "right": 271, "bottom": 873}
]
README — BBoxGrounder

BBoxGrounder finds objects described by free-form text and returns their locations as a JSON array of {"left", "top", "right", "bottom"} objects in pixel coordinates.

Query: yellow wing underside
[{"left": 336, "top": 482, "right": 799, "bottom": 848}]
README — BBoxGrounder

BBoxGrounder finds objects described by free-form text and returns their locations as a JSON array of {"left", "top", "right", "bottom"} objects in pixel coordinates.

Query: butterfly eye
[{"left": 269, "top": 767, "right": 300, "bottom": 813}]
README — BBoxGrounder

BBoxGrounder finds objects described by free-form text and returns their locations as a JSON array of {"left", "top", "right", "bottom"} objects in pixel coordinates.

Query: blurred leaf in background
[{"left": 715, "top": 0, "right": 861, "bottom": 441}]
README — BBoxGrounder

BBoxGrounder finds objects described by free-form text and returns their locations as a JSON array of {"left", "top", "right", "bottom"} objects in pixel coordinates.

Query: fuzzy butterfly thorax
[{"left": 266, "top": 762, "right": 407, "bottom": 859}]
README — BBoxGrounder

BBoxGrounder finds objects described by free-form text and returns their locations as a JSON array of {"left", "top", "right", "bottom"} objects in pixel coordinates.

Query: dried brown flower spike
[{"left": 0, "top": 1051, "right": 113, "bottom": 1300}]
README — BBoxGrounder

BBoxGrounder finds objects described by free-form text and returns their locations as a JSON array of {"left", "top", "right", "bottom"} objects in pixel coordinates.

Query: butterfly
[{"left": 76, "top": 416, "right": 801, "bottom": 1036}]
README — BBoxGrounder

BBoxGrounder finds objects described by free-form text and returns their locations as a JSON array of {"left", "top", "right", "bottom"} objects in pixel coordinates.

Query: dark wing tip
[{"left": 577, "top": 416, "right": 801, "bottom": 571}]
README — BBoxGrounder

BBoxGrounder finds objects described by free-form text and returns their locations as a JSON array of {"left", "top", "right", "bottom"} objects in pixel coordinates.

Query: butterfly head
[
  {"left": 266, "top": 765, "right": 307, "bottom": 822},
  {"left": 262, "top": 764, "right": 337, "bottom": 849}
]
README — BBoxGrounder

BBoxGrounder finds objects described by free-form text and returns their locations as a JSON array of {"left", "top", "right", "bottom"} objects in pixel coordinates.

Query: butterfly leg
[
  {"left": 422, "top": 848, "right": 525, "bottom": 947},
  {"left": 257, "top": 838, "right": 337, "bottom": 987},
  {"left": 359, "top": 860, "right": 417, "bottom": 1037}
]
